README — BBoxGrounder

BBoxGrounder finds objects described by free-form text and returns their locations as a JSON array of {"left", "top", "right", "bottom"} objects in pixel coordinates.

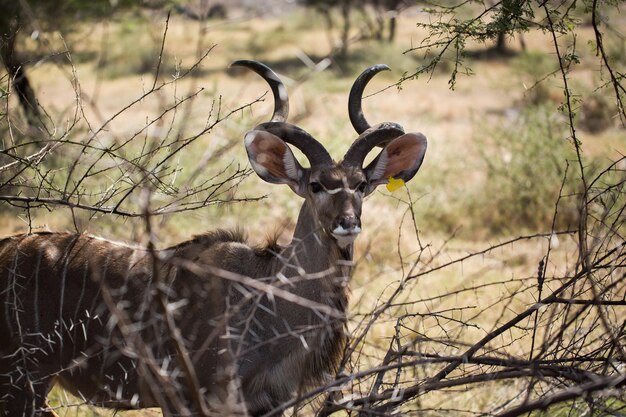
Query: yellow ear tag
[{"left": 386, "top": 176, "right": 405, "bottom": 192}]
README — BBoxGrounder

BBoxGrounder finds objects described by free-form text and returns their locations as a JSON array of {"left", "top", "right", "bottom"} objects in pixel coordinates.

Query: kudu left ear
[
  {"left": 364, "top": 132, "right": 427, "bottom": 192},
  {"left": 245, "top": 130, "right": 307, "bottom": 196}
]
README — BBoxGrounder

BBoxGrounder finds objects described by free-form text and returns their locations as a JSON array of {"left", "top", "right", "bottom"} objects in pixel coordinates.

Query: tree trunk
[
  {"left": 495, "top": 31, "right": 507, "bottom": 54},
  {"left": 386, "top": 0, "right": 402, "bottom": 42},
  {"left": 388, "top": 14, "right": 397, "bottom": 42},
  {"left": 339, "top": 1, "right": 351, "bottom": 57},
  {"left": 0, "top": 26, "right": 41, "bottom": 124}
]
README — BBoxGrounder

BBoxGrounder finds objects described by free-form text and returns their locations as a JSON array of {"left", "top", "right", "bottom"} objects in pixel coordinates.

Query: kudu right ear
[
  {"left": 364, "top": 132, "right": 427, "bottom": 193},
  {"left": 245, "top": 130, "right": 307, "bottom": 196}
]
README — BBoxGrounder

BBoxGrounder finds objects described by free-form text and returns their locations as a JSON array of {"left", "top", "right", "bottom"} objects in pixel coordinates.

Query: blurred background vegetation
[
  {"left": 1, "top": 0, "right": 622, "bottom": 240},
  {"left": 0, "top": 0, "right": 624, "bottom": 415}
]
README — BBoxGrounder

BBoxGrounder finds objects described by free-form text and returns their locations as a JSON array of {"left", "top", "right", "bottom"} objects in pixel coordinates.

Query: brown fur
[
  {"left": 0, "top": 132, "right": 426, "bottom": 416},
  {"left": 0, "top": 213, "right": 350, "bottom": 416},
  {"left": 0, "top": 60, "right": 428, "bottom": 417}
]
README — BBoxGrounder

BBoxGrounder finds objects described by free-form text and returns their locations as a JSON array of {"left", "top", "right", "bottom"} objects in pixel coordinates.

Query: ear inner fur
[
  {"left": 383, "top": 134, "right": 425, "bottom": 178},
  {"left": 365, "top": 133, "right": 427, "bottom": 186},
  {"left": 246, "top": 131, "right": 302, "bottom": 184}
]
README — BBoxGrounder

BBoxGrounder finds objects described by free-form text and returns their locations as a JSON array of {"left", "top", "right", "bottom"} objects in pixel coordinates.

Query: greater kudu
[{"left": 0, "top": 60, "right": 427, "bottom": 417}]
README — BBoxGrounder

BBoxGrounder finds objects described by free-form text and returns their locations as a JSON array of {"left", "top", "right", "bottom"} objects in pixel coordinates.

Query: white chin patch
[{"left": 331, "top": 226, "right": 361, "bottom": 248}]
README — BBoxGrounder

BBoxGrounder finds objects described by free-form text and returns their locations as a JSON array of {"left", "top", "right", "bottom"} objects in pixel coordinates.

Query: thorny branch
[{"left": 1, "top": 0, "right": 625, "bottom": 416}]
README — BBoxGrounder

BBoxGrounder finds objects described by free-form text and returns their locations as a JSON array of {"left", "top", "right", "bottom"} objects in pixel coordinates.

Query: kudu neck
[{"left": 289, "top": 200, "right": 354, "bottom": 274}]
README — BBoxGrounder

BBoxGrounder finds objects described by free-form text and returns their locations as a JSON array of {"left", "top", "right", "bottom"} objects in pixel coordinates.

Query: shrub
[
  {"left": 419, "top": 106, "right": 581, "bottom": 237},
  {"left": 470, "top": 105, "right": 579, "bottom": 235},
  {"left": 512, "top": 51, "right": 558, "bottom": 105},
  {"left": 578, "top": 93, "right": 616, "bottom": 133}
]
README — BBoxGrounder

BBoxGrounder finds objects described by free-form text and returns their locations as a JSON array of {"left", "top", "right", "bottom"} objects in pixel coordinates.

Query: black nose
[{"left": 337, "top": 215, "right": 360, "bottom": 231}]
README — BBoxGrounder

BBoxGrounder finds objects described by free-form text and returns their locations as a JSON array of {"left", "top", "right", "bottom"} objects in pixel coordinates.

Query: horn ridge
[
  {"left": 232, "top": 60, "right": 332, "bottom": 167},
  {"left": 343, "top": 65, "right": 407, "bottom": 167},
  {"left": 256, "top": 122, "right": 333, "bottom": 167},
  {"left": 231, "top": 59, "right": 289, "bottom": 123},
  {"left": 342, "top": 123, "right": 405, "bottom": 168},
  {"left": 348, "top": 64, "right": 390, "bottom": 134}
]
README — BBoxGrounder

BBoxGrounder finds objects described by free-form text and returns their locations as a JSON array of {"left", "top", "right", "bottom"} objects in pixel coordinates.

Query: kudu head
[{"left": 232, "top": 60, "right": 427, "bottom": 248}]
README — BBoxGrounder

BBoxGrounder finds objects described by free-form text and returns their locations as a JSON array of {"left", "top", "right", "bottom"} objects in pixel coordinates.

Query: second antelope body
[{"left": 0, "top": 61, "right": 427, "bottom": 416}]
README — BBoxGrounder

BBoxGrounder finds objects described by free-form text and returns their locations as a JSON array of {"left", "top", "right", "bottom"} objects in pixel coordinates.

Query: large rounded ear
[
  {"left": 364, "top": 133, "right": 427, "bottom": 193},
  {"left": 245, "top": 130, "right": 307, "bottom": 196}
]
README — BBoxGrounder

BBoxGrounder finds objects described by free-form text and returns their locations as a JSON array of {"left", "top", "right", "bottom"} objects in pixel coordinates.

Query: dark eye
[
  {"left": 310, "top": 182, "right": 323, "bottom": 193},
  {"left": 357, "top": 182, "right": 367, "bottom": 193}
]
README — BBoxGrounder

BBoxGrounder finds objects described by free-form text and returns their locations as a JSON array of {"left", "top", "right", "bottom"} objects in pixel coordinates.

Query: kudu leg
[{"left": 0, "top": 357, "right": 57, "bottom": 417}]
